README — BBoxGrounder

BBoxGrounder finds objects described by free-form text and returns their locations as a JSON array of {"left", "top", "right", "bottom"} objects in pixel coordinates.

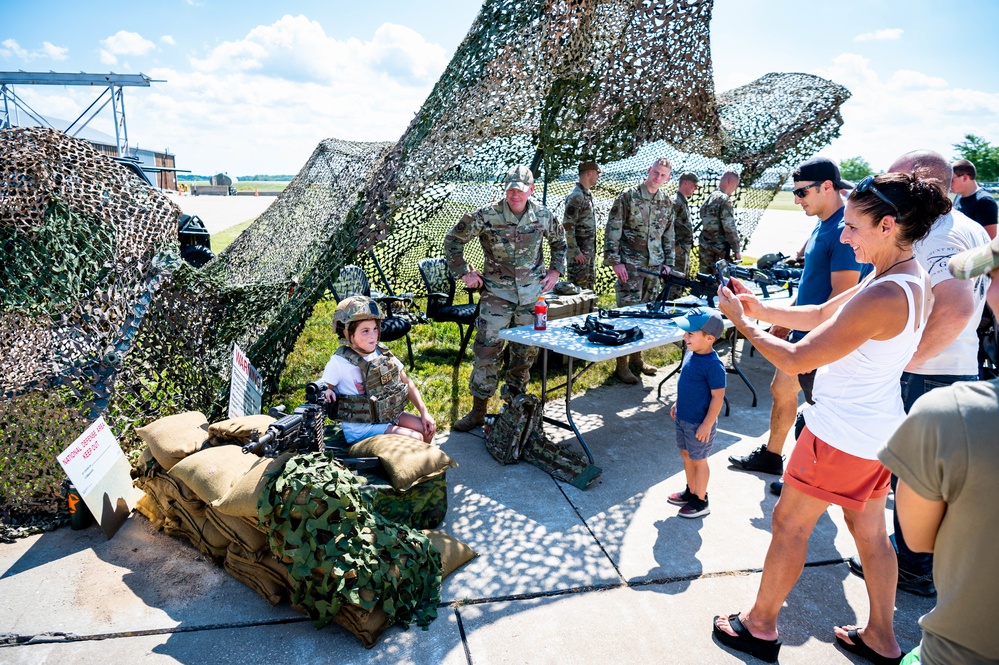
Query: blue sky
[{"left": 3, "top": 0, "right": 998, "bottom": 175}]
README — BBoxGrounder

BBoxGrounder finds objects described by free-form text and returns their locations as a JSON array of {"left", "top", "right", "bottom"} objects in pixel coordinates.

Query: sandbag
[
  {"left": 169, "top": 445, "right": 258, "bottom": 505},
  {"left": 348, "top": 435, "right": 457, "bottom": 492},
  {"left": 205, "top": 507, "right": 268, "bottom": 554},
  {"left": 135, "top": 411, "right": 210, "bottom": 471},
  {"left": 423, "top": 530, "right": 477, "bottom": 578},
  {"left": 210, "top": 452, "right": 292, "bottom": 518},
  {"left": 357, "top": 472, "right": 447, "bottom": 530},
  {"left": 208, "top": 414, "right": 276, "bottom": 443}
]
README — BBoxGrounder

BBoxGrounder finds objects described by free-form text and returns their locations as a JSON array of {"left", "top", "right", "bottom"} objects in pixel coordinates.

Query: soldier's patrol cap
[
  {"left": 678, "top": 172, "right": 699, "bottom": 184},
  {"left": 504, "top": 165, "right": 535, "bottom": 192},
  {"left": 578, "top": 161, "right": 600, "bottom": 174}
]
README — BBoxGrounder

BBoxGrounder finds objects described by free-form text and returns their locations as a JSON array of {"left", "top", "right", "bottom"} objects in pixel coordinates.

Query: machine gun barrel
[{"left": 242, "top": 412, "right": 305, "bottom": 456}]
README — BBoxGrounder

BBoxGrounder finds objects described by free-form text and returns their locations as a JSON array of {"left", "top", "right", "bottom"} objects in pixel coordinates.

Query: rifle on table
[{"left": 242, "top": 382, "right": 379, "bottom": 469}]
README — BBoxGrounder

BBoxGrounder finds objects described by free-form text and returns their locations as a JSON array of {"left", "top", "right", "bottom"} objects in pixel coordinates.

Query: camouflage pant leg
[
  {"left": 669, "top": 246, "right": 691, "bottom": 300},
  {"left": 698, "top": 244, "right": 728, "bottom": 273},
  {"left": 614, "top": 264, "right": 661, "bottom": 306},
  {"left": 566, "top": 232, "right": 596, "bottom": 290},
  {"left": 468, "top": 293, "right": 537, "bottom": 399}
]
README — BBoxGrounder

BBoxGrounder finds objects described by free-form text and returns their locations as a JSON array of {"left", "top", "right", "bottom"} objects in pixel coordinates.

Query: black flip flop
[
  {"left": 712, "top": 613, "right": 781, "bottom": 663},
  {"left": 835, "top": 627, "right": 903, "bottom": 665}
]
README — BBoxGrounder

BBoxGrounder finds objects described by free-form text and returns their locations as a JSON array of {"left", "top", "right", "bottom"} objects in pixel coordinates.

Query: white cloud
[
  {"left": 100, "top": 30, "right": 156, "bottom": 59},
  {"left": 7, "top": 17, "right": 448, "bottom": 173},
  {"left": 160, "top": 35, "right": 176, "bottom": 46},
  {"left": 814, "top": 54, "right": 999, "bottom": 170},
  {"left": 0, "top": 38, "right": 69, "bottom": 61},
  {"left": 854, "top": 28, "right": 904, "bottom": 42}
]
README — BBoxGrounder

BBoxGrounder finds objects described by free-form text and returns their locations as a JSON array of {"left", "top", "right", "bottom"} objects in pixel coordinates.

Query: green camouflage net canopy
[{"left": 1, "top": 0, "right": 850, "bottom": 530}]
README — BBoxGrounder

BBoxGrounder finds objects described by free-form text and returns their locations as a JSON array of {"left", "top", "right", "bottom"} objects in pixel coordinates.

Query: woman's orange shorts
[{"left": 784, "top": 425, "right": 892, "bottom": 511}]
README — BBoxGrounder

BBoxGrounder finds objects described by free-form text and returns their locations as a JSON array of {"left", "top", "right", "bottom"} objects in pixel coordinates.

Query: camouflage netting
[
  {"left": 260, "top": 454, "right": 442, "bottom": 631},
  {"left": 2, "top": 0, "right": 850, "bottom": 530}
]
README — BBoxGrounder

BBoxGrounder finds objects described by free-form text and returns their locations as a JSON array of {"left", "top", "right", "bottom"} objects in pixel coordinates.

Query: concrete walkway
[{"left": 0, "top": 338, "right": 934, "bottom": 664}]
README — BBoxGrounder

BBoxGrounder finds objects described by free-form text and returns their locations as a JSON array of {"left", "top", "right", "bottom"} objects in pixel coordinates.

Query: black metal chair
[
  {"left": 417, "top": 257, "right": 479, "bottom": 364},
  {"left": 329, "top": 265, "right": 416, "bottom": 368}
]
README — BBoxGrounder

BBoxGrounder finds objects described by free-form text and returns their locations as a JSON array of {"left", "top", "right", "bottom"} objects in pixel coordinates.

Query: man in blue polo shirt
[{"left": 728, "top": 158, "right": 864, "bottom": 490}]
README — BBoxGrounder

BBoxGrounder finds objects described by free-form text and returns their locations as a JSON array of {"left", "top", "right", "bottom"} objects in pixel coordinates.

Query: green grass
[
  {"left": 268, "top": 293, "right": 682, "bottom": 430},
  {"left": 211, "top": 219, "right": 254, "bottom": 253},
  {"left": 234, "top": 182, "right": 287, "bottom": 193},
  {"left": 765, "top": 191, "right": 800, "bottom": 211}
]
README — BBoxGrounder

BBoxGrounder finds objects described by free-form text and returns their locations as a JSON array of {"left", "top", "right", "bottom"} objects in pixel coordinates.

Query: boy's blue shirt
[{"left": 676, "top": 348, "right": 726, "bottom": 424}]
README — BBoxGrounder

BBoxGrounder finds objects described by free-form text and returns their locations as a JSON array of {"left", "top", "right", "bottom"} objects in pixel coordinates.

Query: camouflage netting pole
[{"left": 1, "top": 0, "right": 851, "bottom": 532}]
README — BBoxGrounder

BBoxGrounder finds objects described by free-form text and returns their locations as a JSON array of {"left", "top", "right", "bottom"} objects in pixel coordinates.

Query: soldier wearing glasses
[{"left": 728, "top": 157, "right": 863, "bottom": 484}]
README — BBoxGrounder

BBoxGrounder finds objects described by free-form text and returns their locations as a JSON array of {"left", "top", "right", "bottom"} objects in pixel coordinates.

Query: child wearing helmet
[{"left": 321, "top": 296, "right": 436, "bottom": 443}]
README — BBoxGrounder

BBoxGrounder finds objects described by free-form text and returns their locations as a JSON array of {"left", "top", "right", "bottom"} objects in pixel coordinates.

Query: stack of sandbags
[
  {"left": 133, "top": 413, "right": 297, "bottom": 605},
  {"left": 130, "top": 412, "right": 475, "bottom": 648}
]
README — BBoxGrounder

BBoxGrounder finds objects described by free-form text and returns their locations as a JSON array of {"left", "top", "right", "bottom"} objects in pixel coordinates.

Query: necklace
[{"left": 876, "top": 255, "right": 915, "bottom": 278}]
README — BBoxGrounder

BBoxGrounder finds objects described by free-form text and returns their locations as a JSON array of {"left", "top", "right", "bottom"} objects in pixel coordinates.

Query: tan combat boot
[
  {"left": 454, "top": 396, "right": 489, "bottom": 431},
  {"left": 615, "top": 356, "right": 639, "bottom": 384},
  {"left": 630, "top": 351, "right": 657, "bottom": 376}
]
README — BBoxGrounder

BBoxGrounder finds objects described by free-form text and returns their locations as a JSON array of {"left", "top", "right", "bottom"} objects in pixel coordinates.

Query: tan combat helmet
[{"left": 333, "top": 295, "right": 383, "bottom": 337}]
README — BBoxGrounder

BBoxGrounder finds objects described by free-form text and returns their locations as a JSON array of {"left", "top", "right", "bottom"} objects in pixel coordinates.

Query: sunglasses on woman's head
[{"left": 855, "top": 175, "right": 901, "bottom": 219}]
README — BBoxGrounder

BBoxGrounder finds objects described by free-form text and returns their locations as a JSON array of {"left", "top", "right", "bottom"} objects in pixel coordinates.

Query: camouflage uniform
[
  {"left": 698, "top": 189, "right": 740, "bottom": 268},
  {"left": 603, "top": 183, "right": 675, "bottom": 306},
  {"left": 672, "top": 190, "right": 693, "bottom": 277},
  {"left": 444, "top": 199, "right": 567, "bottom": 399},
  {"left": 563, "top": 181, "right": 597, "bottom": 289}
]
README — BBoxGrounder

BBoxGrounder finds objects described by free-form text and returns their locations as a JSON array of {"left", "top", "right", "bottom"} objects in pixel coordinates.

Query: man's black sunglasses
[
  {"left": 792, "top": 181, "right": 823, "bottom": 198},
  {"left": 855, "top": 175, "right": 901, "bottom": 219}
]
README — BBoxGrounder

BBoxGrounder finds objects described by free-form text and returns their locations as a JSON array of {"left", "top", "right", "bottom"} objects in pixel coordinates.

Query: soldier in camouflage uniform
[
  {"left": 697, "top": 170, "right": 741, "bottom": 269},
  {"left": 563, "top": 161, "right": 600, "bottom": 290},
  {"left": 670, "top": 172, "right": 699, "bottom": 299},
  {"left": 603, "top": 157, "right": 676, "bottom": 383},
  {"left": 445, "top": 165, "right": 567, "bottom": 431}
]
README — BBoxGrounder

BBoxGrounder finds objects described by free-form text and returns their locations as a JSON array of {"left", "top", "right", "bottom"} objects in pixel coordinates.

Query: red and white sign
[{"left": 58, "top": 417, "right": 140, "bottom": 538}]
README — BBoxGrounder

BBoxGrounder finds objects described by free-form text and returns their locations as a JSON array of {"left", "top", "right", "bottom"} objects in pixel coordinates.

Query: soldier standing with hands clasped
[
  {"left": 445, "top": 165, "right": 567, "bottom": 432},
  {"left": 603, "top": 157, "right": 676, "bottom": 384},
  {"left": 563, "top": 161, "right": 600, "bottom": 289}
]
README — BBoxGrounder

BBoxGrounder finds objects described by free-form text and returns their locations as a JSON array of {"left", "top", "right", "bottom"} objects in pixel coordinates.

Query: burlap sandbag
[
  {"left": 347, "top": 435, "right": 457, "bottom": 492},
  {"left": 170, "top": 445, "right": 258, "bottom": 505},
  {"left": 164, "top": 497, "right": 229, "bottom": 561},
  {"left": 333, "top": 604, "right": 392, "bottom": 649},
  {"left": 208, "top": 414, "right": 276, "bottom": 444},
  {"left": 205, "top": 507, "right": 268, "bottom": 554},
  {"left": 211, "top": 452, "right": 292, "bottom": 518},
  {"left": 223, "top": 542, "right": 294, "bottom": 607},
  {"left": 135, "top": 411, "right": 210, "bottom": 471},
  {"left": 423, "top": 530, "right": 477, "bottom": 578}
]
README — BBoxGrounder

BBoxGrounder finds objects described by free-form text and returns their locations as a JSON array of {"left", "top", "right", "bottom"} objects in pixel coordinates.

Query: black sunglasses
[
  {"left": 792, "top": 181, "right": 824, "bottom": 198},
  {"left": 855, "top": 175, "right": 901, "bottom": 219}
]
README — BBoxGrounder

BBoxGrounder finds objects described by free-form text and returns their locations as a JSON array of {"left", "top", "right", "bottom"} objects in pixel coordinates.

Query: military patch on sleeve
[
  {"left": 565, "top": 204, "right": 577, "bottom": 216},
  {"left": 455, "top": 221, "right": 467, "bottom": 233}
]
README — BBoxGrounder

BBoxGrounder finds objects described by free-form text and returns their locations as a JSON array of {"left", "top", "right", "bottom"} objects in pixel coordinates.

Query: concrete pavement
[{"left": 0, "top": 337, "right": 934, "bottom": 664}]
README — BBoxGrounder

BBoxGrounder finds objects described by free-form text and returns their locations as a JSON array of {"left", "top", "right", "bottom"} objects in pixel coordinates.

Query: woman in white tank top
[{"left": 712, "top": 173, "right": 952, "bottom": 665}]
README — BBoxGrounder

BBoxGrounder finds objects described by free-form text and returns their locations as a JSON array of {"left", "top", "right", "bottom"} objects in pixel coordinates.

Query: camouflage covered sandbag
[
  {"left": 259, "top": 453, "right": 442, "bottom": 640},
  {"left": 357, "top": 472, "right": 447, "bottom": 530}
]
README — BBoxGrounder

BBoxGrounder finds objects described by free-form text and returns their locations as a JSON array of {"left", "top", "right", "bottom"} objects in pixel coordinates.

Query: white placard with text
[{"left": 229, "top": 342, "right": 263, "bottom": 418}]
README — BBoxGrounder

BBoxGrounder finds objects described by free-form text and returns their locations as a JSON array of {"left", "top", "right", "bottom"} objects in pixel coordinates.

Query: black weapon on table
[
  {"left": 638, "top": 267, "right": 723, "bottom": 307},
  {"left": 726, "top": 264, "right": 781, "bottom": 298},
  {"left": 242, "top": 382, "right": 379, "bottom": 469},
  {"left": 756, "top": 252, "right": 803, "bottom": 296}
]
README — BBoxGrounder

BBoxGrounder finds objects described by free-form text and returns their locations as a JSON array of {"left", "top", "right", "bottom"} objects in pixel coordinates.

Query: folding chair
[
  {"left": 329, "top": 265, "right": 416, "bottom": 369},
  {"left": 417, "top": 257, "right": 479, "bottom": 364}
]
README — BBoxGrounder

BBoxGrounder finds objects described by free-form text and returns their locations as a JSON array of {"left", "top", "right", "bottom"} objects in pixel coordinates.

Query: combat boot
[
  {"left": 454, "top": 396, "right": 488, "bottom": 431},
  {"left": 615, "top": 356, "right": 638, "bottom": 384},
  {"left": 630, "top": 351, "right": 657, "bottom": 376}
]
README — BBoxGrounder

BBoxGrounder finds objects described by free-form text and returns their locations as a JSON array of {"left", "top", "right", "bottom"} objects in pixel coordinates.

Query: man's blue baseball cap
[{"left": 676, "top": 309, "right": 724, "bottom": 337}]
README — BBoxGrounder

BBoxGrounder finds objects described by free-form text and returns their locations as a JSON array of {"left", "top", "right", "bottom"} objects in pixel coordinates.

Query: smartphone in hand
[{"left": 715, "top": 260, "right": 732, "bottom": 288}]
